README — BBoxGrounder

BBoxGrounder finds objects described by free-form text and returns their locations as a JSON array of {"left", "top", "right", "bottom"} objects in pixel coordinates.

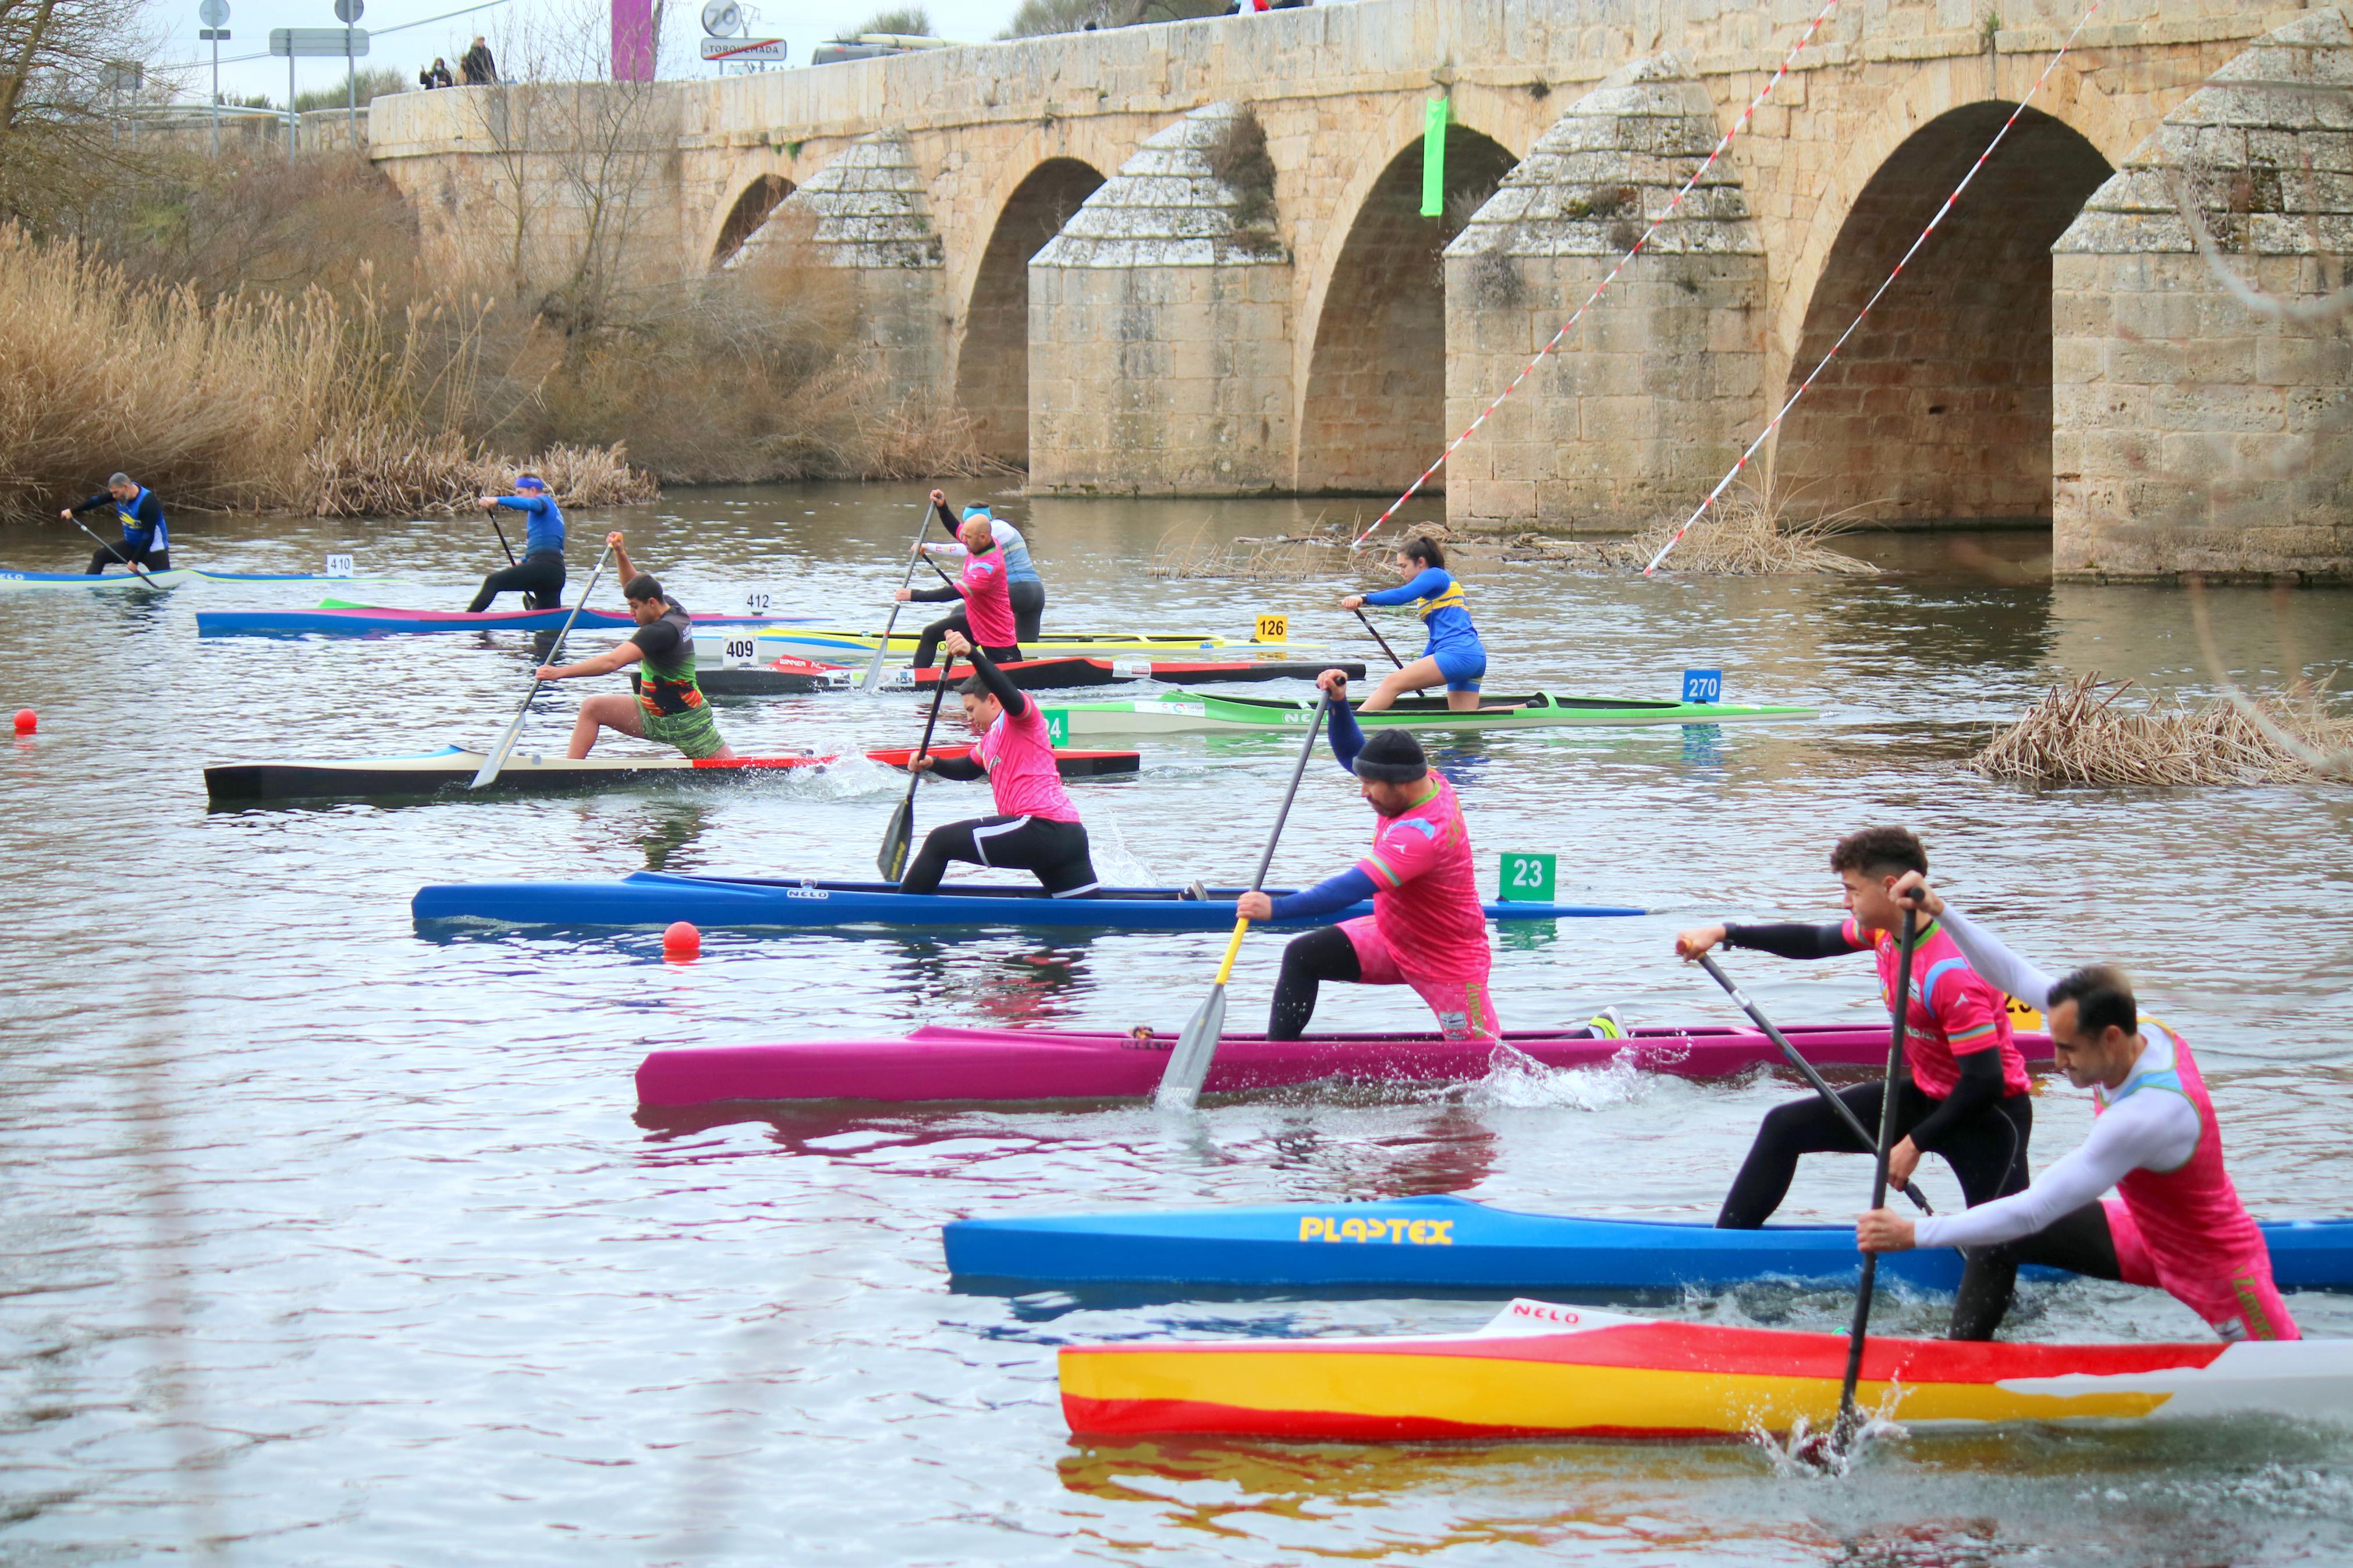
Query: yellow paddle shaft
[{"left": 1213, "top": 916, "right": 1251, "bottom": 986}]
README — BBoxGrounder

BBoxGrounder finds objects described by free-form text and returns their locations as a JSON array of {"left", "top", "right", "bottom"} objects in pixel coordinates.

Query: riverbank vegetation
[
  {"left": 1971, "top": 673, "right": 2353, "bottom": 787},
  {"left": 1512, "top": 482, "right": 1882, "bottom": 577}
]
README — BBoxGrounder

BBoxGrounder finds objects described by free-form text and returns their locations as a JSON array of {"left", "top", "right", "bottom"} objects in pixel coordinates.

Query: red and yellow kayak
[{"left": 1060, "top": 1300, "right": 2353, "bottom": 1442}]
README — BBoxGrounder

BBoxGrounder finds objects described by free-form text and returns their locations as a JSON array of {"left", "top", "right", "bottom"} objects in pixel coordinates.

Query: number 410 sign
[{"left": 1498, "top": 852, "right": 1556, "bottom": 904}]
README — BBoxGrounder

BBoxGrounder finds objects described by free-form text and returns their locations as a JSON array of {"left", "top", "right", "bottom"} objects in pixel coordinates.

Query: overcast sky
[{"left": 143, "top": 0, "right": 1031, "bottom": 105}]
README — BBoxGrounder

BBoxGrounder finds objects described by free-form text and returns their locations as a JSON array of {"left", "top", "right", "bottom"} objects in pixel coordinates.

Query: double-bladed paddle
[
  {"left": 1156, "top": 692, "right": 1332, "bottom": 1109},
  {"left": 1695, "top": 952, "right": 1933, "bottom": 1214},
  {"left": 470, "top": 542, "right": 614, "bottom": 790},
  {"left": 863, "top": 497, "right": 947, "bottom": 695},
  {"left": 61, "top": 514, "right": 168, "bottom": 590},
  {"left": 1833, "top": 901, "right": 1922, "bottom": 1455},
  {"left": 878, "top": 656, "right": 956, "bottom": 881}
]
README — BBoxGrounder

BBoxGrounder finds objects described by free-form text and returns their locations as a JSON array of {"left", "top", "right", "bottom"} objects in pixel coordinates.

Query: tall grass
[{"left": 1969, "top": 672, "right": 2353, "bottom": 787}]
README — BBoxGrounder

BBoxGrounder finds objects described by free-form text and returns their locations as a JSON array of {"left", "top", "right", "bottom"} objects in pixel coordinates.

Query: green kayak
[{"left": 1038, "top": 690, "right": 1816, "bottom": 737}]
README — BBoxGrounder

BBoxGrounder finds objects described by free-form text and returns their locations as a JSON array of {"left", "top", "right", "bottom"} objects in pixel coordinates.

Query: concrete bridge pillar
[
  {"left": 1028, "top": 104, "right": 1294, "bottom": 495},
  {"left": 2053, "top": 9, "right": 2353, "bottom": 581},
  {"left": 1442, "top": 57, "right": 1767, "bottom": 532}
]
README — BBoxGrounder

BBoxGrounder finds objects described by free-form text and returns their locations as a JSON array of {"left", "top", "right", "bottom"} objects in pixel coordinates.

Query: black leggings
[
  {"left": 911, "top": 610, "right": 1018, "bottom": 669},
  {"left": 469, "top": 550, "right": 565, "bottom": 611},
  {"left": 1720, "top": 1080, "right": 2034, "bottom": 1339},
  {"left": 899, "top": 813, "right": 1098, "bottom": 897},
  {"left": 1008, "top": 579, "right": 1044, "bottom": 642},
  {"left": 88, "top": 544, "right": 168, "bottom": 574},
  {"left": 1270, "top": 926, "right": 1361, "bottom": 1039},
  {"left": 1949, "top": 1200, "right": 2123, "bottom": 1341}
]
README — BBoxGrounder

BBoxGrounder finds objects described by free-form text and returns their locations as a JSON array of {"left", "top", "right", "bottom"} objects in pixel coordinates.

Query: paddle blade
[
  {"left": 1155, "top": 984, "right": 1227, "bottom": 1109},
  {"left": 877, "top": 796, "right": 914, "bottom": 881},
  {"left": 470, "top": 710, "right": 530, "bottom": 788},
  {"left": 860, "top": 638, "right": 891, "bottom": 694}
]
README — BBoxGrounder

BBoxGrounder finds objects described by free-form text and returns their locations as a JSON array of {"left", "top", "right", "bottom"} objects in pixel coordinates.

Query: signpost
[
  {"left": 698, "top": 37, "right": 786, "bottom": 61},
  {"left": 101, "top": 61, "right": 141, "bottom": 147},
  {"left": 333, "top": 0, "right": 364, "bottom": 141},
  {"left": 270, "top": 26, "right": 368, "bottom": 159},
  {"left": 197, "top": 0, "right": 229, "bottom": 155}
]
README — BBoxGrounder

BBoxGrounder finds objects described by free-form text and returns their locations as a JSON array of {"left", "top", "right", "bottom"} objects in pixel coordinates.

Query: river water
[{"left": 4, "top": 486, "right": 2351, "bottom": 1566}]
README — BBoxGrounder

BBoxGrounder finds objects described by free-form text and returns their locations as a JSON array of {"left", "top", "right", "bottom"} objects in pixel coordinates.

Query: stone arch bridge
[{"left": 370, "top": 1, "right": 2353, "bottom": 579}]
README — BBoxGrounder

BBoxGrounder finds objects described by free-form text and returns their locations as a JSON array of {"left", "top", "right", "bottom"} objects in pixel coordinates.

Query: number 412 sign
[{"left": 1499, "top": 852, "right": 1556, "bottom": 904}]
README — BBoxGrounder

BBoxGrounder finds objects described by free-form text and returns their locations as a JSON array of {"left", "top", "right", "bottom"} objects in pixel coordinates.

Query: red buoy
[
  {"left": 11, "top": 709, "right": 33, "bottom": 734},
  {"left": 662, "top": 920, "right": 701, "bottom": 960}
]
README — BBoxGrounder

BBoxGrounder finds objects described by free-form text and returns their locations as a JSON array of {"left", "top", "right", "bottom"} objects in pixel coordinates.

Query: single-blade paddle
[
  {"left": 1156, "top": 692, "right": 1331, "bottom": 1108},
  {"left": 862, "top": 497, "right": 946, "bottom": 694},
  {"left": 62, "top": 514, "right": 167, "bottom": 589},
  {"left": 878, "top": 656, "right": 956, "bottom": 881},
  {"left": 1834, "top": 901, "right": 1921, "bottom": 1455},
  {"left": 1351, "top": 606, "right": 1406, "bottom": 671},
  {"left": 1697, "top": 952, "right": 1933, "bottom": 1214},
  {"left": 470, "top": 541, "right": 613, "bottom": 789},
  {"left": 488, "top": 513, "right": 519, "bottom": 566}
]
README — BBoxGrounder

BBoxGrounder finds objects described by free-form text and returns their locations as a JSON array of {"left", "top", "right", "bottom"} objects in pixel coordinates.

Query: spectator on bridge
[
  {"left": 460, "top": 36, "right": 498, "bottom": 84},
  {"left": 421, "top": 57, "right": 454, "bottom": 88}
]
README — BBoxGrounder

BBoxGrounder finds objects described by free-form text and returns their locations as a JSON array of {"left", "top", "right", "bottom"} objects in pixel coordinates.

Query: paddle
[
  {"left": 1695, "top": 952, "right": 1933, "bottom": 1214},
  {"left": 863, "top": 501, "right": 939, "bottom": 695},
  {"left": 878, "top": 656, "right": 956, "bottom": 881},
  {"left": 61, "top": 514, "right": 166, "bottom": 590},
  {"left": 470, "top": 542, "right": 614, "bottom": 789},
  {"left": 1352, "top": 606, "right": 1406, "bottom": 671},
  {"left": 487, "top": 513, "right": 519, "bottom": 566},
  {"left": 1156, "top": 692, "right": 1331, "bottom": 1109},
  {"left": 1833, "top": 901, "right": 1921, "bottom": 1455}
]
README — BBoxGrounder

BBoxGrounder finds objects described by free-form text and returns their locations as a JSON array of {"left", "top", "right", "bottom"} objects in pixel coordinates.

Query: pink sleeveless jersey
[
  {"left": 1353, "top": 773, "right": 1489, "bottom": 984},
  {"left": 958, "top": 549, "right": 1017, "bottom": 649},
  {"left": 975, "top": 702, "right": 1078, "bottom": 823},
  {"left": 2102, "top": 1027, "right": 2296, "bottom": 1341},
  {"left": 1845, "top": 917, "right": 2031, "bottom": 1099}
]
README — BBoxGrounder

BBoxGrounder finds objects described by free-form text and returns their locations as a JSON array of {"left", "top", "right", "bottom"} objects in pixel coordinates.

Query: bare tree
[{"left": 0, "top": 0, "right": 155, "bottom": 227}]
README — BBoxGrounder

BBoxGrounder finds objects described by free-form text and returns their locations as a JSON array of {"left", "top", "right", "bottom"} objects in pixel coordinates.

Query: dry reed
[
  {"left": 1970, "top": 672, "right": 2353, "bottom": 787},
  {"left": 1514, "top": 481, "right": 1883, "bottom": 577}
]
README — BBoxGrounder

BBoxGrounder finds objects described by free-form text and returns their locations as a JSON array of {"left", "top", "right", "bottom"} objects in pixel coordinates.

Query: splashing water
[
  {"left": 1748, "top": 1390, "right": 1912, "bottom": 1479},
  {"left": 1458, "top": 1041, "right": 1655, "bottom": 1111}
]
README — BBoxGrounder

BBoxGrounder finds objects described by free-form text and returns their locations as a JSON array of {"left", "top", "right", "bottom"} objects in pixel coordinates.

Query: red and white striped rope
[
  {"left": 1644, "top": 0, "right": 2104, "bottom": 574},
  {"left": 1347, "top": 0, "right": 1844, "bottom": 551}
]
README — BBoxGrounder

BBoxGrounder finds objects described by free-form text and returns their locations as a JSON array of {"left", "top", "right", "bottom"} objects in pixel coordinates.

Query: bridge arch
[
  {"left": 1294, "top": 117, "right": 1519, "bottom": 493},
  {"left": 710, "top": 173, "right": 796, "bottom": 269},
  {"left": 954, "top": 155, "right": 1109, "bottom": 466}
]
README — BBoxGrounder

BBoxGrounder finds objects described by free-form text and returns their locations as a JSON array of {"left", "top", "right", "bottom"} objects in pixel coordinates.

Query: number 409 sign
[{"left": 1499, "top": 852, "right": 1556, "bottom": 904}]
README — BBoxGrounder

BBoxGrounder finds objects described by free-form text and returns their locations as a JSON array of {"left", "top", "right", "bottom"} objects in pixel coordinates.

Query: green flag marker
[{"left": 1421, "top": 94, "right": 1448, "bottom": 217}]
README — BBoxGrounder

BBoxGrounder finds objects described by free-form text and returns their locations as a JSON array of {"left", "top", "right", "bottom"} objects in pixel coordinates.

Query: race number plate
[
  {"left": 325, "top": 554, "right": 354, "bottom": 577},
  {"left": 721, "top": 636, "right": 760, "bottom": 669},
  {"left": 1254, "top": 613, "right": 1289, "bottom": 643},
  {"left": 741, "top": 588, "right": 775, "bottom": 616},
  {"left": 1045, "top": 709, "right": 1071, "bottom": 746},
  {"left": 1499, "top": 851, "right": 1557, "bottom": 904},
  {"left": 1681, "top": 668, "right": 1723, "bottom": 704}
]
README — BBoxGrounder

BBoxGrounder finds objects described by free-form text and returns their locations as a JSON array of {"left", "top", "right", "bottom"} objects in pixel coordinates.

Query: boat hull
[
  {"left": 947, "top": 1191, "right": 2353, "bottom": 1299},
  {"left": 1042, "top": 691, "right": 1816, "bottom": 735},
  {"left": 196, "top": 604, "right": 803, "bottom": 637},
  {"left": 0, "top": 568, "right": 194, "bottom": 591},
  {"left": 690, "top": 655, "right": 1368, "bottom": 698},
  {"left": 640, "top": 1022, "right": 2040, "bottom": 1108},
  {"left": 730, "top": 629, "right": 1307, "bottom": 661},
  {"left": 1060, "top": 1300, "right": 2353, "bottom": 1441},
  {"left": 416, "top": 874, "right": 1642, "bottom": 932}
]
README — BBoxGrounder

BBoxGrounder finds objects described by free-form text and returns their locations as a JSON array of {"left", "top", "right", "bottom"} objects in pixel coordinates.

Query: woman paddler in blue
[
  {"left": 1339, "top": 536, "right": 1486, "bottom": 713},
  {"left": 469, "top": 474, "right": 565, "bottom": 611}
]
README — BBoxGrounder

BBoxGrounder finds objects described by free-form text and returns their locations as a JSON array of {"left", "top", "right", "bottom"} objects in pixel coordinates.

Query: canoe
[
  {"left": 208, "top": 742, "right": 1135, "bottom": 805},
  {"left": 1059, "top": 1299, "right": 2353, "bottom": 1441},
  {"left": 0, "top": 568, "right": 196, "bottom": 591},
  {"left": 415, "top": 875, "right": 1641, "bottom": 932},
  {"left": 716, "top": 628, "right": 1314, "bottom": 662},
  {"left": 195, "top": 603, "right": 807, "bottom": 637},
  {"left": 638, "top": 1021, "right": 2029, "bottom": 1108},
  {"left": 692, "top": 654, "right": 1371, "bottom": 698},
  {"left": 1041, "top": 690, "right": 1816, "bottom": 736},
  {"left": 949, "top": 1192, "right": 2353, "bottom": 1300}
]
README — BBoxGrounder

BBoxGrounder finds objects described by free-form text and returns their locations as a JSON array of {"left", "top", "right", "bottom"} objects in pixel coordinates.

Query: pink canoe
[{"left": 634, "top": 1023, "right": 2057, "bottom": 1107}]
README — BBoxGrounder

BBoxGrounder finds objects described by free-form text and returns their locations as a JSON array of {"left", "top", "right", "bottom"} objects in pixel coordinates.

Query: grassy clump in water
[{"left": 1970, "top": 671, "right": 2353, "bottom": 788}]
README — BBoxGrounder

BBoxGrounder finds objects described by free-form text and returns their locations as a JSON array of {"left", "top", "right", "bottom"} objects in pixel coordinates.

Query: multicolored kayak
[
  {"left": 691, "top": 653, "right": 1370, "bottom": 698},
  {"left": 947, "top": 1193, "right": 2353, "bottom": 1299},
  {"left": 209, "top": 743, "right": 1134, "bottom": 805},
  {"left": 196, "top": 603, "right": 806, "bottom": 637},
  {"left": 0, "top": 568, "right": 405, "bottom": 592},
  {"left": 637, "top": 1021, "right": 1986, "bottom": 1107},
  {"left": 1041, "top": 690, "right": 1816, "bottom": 736},
  {"left": 1059, "top": 1299, "right": 2353, "bottom": 1441},
  {"left": 718, "top": 628, "right": 1314, "bottom": 662},
  {"left": 416, "top": 877, "right": 1640, "bottom": 933}
]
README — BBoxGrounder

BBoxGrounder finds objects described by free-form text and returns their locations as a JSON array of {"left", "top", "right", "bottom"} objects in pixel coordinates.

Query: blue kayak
[
  {"left": 411, "top": 873, "right": 1645, "bottom": 931},
  {"left": 942, "top": 1194, "right": 2353, "bottom": 1298}
]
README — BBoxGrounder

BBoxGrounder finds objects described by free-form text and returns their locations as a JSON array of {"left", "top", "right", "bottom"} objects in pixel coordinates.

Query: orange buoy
[
  {"left": 11, "top": 709, "right": 33, "bottom": 734},
  {"left": 662, "top": 920, "right": 701, "bottom": 960}
]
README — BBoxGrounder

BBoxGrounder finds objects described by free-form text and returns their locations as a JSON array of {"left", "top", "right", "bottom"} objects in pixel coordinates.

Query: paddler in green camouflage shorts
[{"left": 534, "top": 532, "right": 734, "bottom": 761}]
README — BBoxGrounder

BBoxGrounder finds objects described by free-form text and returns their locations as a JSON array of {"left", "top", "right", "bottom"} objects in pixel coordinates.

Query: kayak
[
  {"left": 639, "top": 1021, "right": 1996, "bottom": 1108},
  {"left": 195, "top": 603, "right": 807, "bottom": 637},
  {"left": 209, "top": 743, "right": 1135, "bottom": 804},
  {"left": 415, "top": 875, "right": 1641, "bottom": 932},
  {"left": 693, "top": 654, "right": 1370, "bottom": 698},
  {"left": 717, "top": 628, "right": 1314, "bottom": 662},
  {"left": 1058, "top": 1298, "right": 2353, "bottom": 1441},
  {"left": 947, "top": 1192, "right": 2353, "bottom": 1299},
  {"left": 1041, "top": 691, "right": 1816, "bottom": 736},
  {"left": 0, "top": 568, "right": 406, "bottom": 592}
]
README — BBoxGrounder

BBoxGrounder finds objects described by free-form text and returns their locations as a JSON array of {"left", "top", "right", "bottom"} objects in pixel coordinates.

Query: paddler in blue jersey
[
  {"left": 61, "top": 473, "right": 169, "bottom": 574},
  {"left": 469, "top": 475, "right": 566, "bottom": 611},
  {"left": 920, "top": 488, "right": 1045, "bottom": 644},
  {"left": 1340, "top": 536, "right": 1487, "bottom": 713}
]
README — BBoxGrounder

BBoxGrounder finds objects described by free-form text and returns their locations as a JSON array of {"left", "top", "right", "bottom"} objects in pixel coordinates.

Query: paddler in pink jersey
[
  {"left": 1858, "top": 873, "right": 2297, "bottom": 1343},
  {"left": 1234, "top": 670, "right": 1500, "bottom": 1041},
  {"left": 1676, "top": 826, "right": 2039, "bottom": 1338},
  {"left": 900, "top": 514, "right": 1020, "bottom": 669},
  {"left": 897, "top": 628, "right": 1099, "bottom": 898}
]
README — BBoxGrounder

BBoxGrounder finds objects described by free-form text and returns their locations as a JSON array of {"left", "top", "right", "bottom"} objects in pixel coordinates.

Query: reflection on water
[{"left": 2, "top": 489, "right": 2351, "bottom": 1564}]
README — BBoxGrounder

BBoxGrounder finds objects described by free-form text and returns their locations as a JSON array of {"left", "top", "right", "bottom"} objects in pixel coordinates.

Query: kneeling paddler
[{"left": 531, "top": 532, "right": 733, "bottom": 761}]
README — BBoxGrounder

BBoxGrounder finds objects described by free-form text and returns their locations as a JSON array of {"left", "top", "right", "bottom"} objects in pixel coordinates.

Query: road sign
[
  {"left": 197, "top": 0, "right": 228, "bottom": 24},
  {"left": 199, "top": 28, "right": 229, "bottom": 40},
  {"left": 333, "top": 0, "right": 363, "bottom": 21},
  {"left": 700, "top": 35, "right": 785, "bottom": 59},
  {"left": 100, "top": 59, "right": 142, "bottom": 92},
  {"left": 270, "top": 26, "right": 367, "bottom": 55},
  {"left": 700, "top": 0, "right": 741, "bottom": 34}
]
